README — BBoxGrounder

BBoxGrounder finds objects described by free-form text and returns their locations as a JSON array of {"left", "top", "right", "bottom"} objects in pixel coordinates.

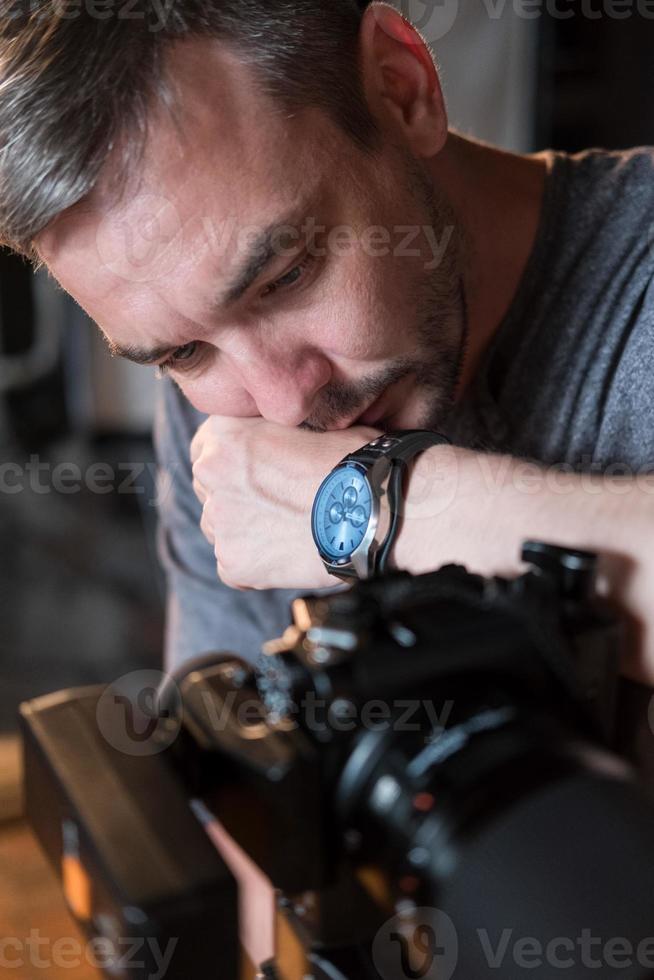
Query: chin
[{"left": 384, "top": 402, "right": 430, "bottom": 431}]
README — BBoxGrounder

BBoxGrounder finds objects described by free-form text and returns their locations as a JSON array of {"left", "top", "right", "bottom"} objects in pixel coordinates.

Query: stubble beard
[{"left": 302, "top": 160, "right": 470, "bottom": 434}]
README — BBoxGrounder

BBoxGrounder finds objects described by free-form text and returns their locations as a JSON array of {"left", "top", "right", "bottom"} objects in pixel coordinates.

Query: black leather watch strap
[
  {"left": 374, "top": 459, "right": 406, "bottom": 575},
  {"left": 343, "top": 430, "right": 450, "bottom": 468},
  {"left": 350, "top": 430, "right": 451, "bottom": 577}
]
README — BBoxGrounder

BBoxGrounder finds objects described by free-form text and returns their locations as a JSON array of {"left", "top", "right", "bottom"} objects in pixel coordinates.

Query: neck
[{"left": 427, "top": 132, "right": 549, "bottom": 400}]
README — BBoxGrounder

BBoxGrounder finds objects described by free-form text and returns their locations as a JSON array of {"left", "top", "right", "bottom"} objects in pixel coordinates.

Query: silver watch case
[{"left": 317, "top": 456, "right": 393, "bottom": 580}]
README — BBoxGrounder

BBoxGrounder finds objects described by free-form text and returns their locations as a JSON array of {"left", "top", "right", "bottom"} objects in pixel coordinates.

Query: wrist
[
  {"left": 392, "top": 442, "right": 474, "bottom": 574},
  {"left": 311, "top": 425, "right": 383, "bottom": 490}
]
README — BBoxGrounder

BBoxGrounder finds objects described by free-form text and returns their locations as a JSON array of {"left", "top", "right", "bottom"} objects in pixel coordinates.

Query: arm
[
  {"left": 189, "top": 414, "right": 654, "bottom": 684},
  {"left": 395, "top": 445, "right": 654, "bottom": 685}
]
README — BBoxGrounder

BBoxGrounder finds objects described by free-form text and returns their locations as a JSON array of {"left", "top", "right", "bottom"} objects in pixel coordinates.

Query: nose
[{"left": 229, "top": 339, "right": 333, "bottom": 427}]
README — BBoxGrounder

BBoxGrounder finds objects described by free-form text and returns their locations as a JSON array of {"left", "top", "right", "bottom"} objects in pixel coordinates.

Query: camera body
[
  {"left": 20, "top": 542, "right": 654, "bottom": 979},
  {"left": 170, "top": 541, "right": 620, "bottom": 892}
]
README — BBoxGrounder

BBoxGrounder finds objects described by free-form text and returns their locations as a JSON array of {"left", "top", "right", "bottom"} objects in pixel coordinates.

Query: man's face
[{"left": 37, "top": 38, "right": 468, "bottom": 432}]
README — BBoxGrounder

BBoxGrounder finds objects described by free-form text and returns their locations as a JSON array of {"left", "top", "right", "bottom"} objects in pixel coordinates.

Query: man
[
  {"left": 2, "top": 5, "right": 653, "bottom": 691},
  {"left": 3, "top": 1, "right": 654, "bottom": 967}
]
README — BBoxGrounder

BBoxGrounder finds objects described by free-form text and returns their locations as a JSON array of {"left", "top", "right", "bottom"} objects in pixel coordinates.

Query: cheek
[{"left": 302, "top": 255, "right": 420, "bottom": 363}]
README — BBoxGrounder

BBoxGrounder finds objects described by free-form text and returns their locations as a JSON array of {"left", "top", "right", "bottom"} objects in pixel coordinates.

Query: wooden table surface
[
  {"left": 0, "top": 818, "right": 268, "bottom": 980},
  {"left": 0, "top": 819, "right": 101, "bottom": 980}
]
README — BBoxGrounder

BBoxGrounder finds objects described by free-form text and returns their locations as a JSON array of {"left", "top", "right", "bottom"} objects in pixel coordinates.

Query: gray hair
[{"left": 0, "top": 0, "right": 379, "bottom": 264}]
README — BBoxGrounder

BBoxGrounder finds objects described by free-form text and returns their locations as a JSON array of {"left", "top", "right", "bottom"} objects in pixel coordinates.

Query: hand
[{"left": 190, "top": 416, "right": 380, "bottom": 591}]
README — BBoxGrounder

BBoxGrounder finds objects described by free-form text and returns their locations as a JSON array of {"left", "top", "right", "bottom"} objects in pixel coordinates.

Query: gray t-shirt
[{"left": 154, "top": 145, "right": 654, "bottom": 673}]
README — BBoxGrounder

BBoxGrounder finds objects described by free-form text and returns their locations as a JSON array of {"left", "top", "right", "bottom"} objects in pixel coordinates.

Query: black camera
[{"left": 20, "top": 542, "right": 654, "bottom": 979}]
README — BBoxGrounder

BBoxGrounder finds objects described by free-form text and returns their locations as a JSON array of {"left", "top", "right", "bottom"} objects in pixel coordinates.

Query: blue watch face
[{"left": 312, "top": 464, "right": 373, "bottom": 562}]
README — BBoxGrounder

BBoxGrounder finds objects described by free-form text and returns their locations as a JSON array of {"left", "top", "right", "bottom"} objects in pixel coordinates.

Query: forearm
[{"left": 395, "top": 445, "right": 654, "bottom": 684}]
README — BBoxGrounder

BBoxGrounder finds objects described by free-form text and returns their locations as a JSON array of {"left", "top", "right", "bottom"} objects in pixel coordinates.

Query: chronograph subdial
[{"left": 312, "top": 464, "right": 373, "bottom": 562}]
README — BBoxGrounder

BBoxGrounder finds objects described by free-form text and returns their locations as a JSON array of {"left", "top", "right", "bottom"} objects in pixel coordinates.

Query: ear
[{"left": 359, "top": 1, "right": 448, "bottom": 158}]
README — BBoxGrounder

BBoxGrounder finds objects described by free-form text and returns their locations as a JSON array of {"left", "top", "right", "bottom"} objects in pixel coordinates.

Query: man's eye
[
  {"left": 155, "top": 342, "right": 200, "bottom": 378},
  {"left": 261, "top": 253, "right": 316, "bottom": 299}
]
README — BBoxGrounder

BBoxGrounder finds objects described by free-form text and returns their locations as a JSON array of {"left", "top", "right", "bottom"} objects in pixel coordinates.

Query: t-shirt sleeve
[
  {"left": 152, "top": 378, "right": 302, "bottom": 672},
  {"left": 597, "top": 270, "right": 654, "bottom": 472}
]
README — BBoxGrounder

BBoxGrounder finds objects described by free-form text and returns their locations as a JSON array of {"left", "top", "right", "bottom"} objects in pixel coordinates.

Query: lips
[
  {"left": 356, "top": 373, "right": 414, "bottom": 427},
  {"left": 356, "top": 390, "right": 388, "bottom": 426},
  {"left": 325, "top": 390, "right": 388, "bottom": 430},
  {"left": 321, "top": 373, "right": 414, "bottom": 430}
]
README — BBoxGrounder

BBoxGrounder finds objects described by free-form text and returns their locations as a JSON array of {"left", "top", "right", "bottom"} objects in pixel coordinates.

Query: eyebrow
[
  {"left": 106, "top": 339, "right": 177, "bottom": 365},
  {"left": 107, "top": 199, "right": 317, "bottom": 366},
  {"left": 212, "top": 204, "right": 312, "bottom": 308}
]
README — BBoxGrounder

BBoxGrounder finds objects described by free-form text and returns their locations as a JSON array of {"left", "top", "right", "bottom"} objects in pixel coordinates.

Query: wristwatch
[{"left": 311, "top": 430, "right": 450, "bottom": 581}]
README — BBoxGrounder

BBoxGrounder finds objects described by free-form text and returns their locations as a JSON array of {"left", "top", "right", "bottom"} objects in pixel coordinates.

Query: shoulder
[
  {"left": 549, "top": 145, "right": 654, "bottom": 237},
  {"left": 556, "top": 144, "right": 654, "bottom": 190},
  {"left": 527, "top": 145, "right": 654, "bottom": 305}
]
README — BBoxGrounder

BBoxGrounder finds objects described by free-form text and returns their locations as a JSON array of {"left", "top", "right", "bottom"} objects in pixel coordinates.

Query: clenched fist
[{"left": 190, "top": 416, "right": 380, "bottom": 590}]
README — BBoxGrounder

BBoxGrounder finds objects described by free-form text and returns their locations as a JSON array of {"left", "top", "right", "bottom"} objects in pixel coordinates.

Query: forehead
[{"left": 36, "top": 37, "right": 352, "bottom": 323}]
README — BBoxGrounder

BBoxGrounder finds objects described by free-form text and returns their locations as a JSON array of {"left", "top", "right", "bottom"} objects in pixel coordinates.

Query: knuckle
[
  {"left": 191, "top": 457, "right": 203, "bottom": 484},
  {"left": 217, "top": 561, "right": 235, "bottom": 589},
  {"left": 200, "top": 509, "right": 214, "bottom": 542},
  {"left": 190, "top": 429, "right": 205, "bottom": 463}
]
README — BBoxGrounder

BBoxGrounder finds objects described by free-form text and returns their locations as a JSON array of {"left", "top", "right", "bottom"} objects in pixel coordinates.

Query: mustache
[{"left": 299, "top": 359, "right": 416, "bottom": 433}]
